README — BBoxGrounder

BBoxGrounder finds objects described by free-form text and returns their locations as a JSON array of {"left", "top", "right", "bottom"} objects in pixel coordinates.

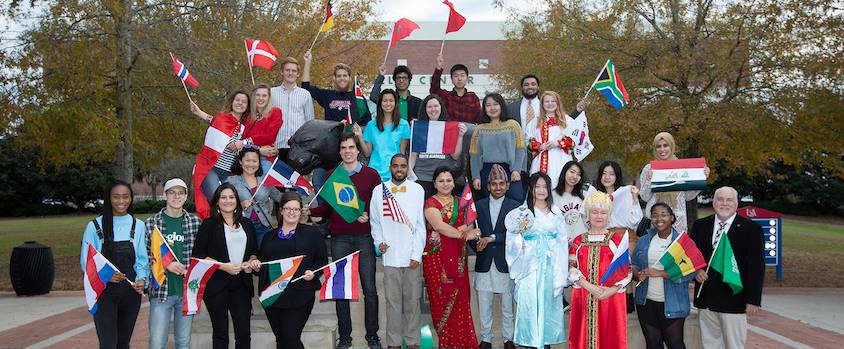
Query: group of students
[{"left": 79, "top": 51, "right": 765, "bottom": 349}]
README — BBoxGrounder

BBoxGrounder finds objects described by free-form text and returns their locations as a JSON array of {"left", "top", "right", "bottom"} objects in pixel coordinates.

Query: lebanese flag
[
  {"left": 192, "top": 114, "right": 243, "bottom": 219},
  {"left": 244, "top": 39, "right": 279, "bottom": 70},
  {"left": 170, "top": 53, "right": 199, "bottom": 88},
  {"left": 83, "top": 244, "right": 118, "bottom": 314},
  {"left": 410, "top": 120, "right": 460, "bottom": 154},
  {"left": 458, "top": 184, "right": 477, "bottom": 225},
  {"left": 443, "top": 0, "right": 466, "bottom": 33},
  {"left": 182, "top": 258, "right": 220, "bottom": 316},
  {"left": 388, "top": 18, "right": 420, "bottom": 49}
]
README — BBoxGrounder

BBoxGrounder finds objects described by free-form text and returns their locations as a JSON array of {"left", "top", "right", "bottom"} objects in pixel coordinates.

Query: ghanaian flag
[
  {"left": 319, "top": 165, "right": 364, "bottom": 222},
  {"left": 320, "top": 0, "right": 335, "bottom": 33},
  {"left": 658, "top": 232, "right": 706, "bottom": 281}
]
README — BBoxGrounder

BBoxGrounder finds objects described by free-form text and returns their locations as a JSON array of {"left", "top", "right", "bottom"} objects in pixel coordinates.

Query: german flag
[{"left": 320, "top": 0, "right": 335, "bottom": 33}]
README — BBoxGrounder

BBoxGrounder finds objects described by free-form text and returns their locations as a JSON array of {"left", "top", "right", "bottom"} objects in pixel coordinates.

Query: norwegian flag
[
  {"left": 170, "top": 53, "right": 199, "bottom": 88},
  {"left": 381, "top": 183, "right": 413, "bottom": 232},
  {"left": 458, "top": 184, "right": 478, "bottom": 225},
  {"left": 244, "top": 39, "right": 279, "bottom": 70}
]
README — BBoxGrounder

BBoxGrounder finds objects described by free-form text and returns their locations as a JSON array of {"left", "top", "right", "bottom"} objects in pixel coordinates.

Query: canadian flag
[{"left": 245, "top": 39, "right": 279, "bottom": 70}]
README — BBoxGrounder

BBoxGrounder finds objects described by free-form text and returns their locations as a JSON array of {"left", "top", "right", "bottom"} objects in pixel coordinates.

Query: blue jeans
[
  {"left": 311, "top": 167, "right": 328, "bottom": 205},
  {"left": 331, "top": 234, "right": 379, "bottom": 341},
  {"left": 254, "top": 222, "right": 272, "bottom": 249},
  {"left": 148, "top": 296, "right": 193, "bottom": 349},
  {"left": 201, "top": 167, "right": 230, "bottom": 202}
]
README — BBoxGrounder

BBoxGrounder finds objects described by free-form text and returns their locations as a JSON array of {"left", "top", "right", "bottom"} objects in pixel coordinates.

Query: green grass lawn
[{"left": 2, "top": 213, "right": 843, "bottom": 291}]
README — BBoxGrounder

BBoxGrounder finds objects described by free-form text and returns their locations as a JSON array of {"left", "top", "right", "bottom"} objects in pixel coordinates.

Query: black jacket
[
  {"left": 192, "top": 218, "right": 258, "bottom": 297},
  {"left": 258, "top": 224, "right": 328, "bottom": 308},
  {"left": 469, "top": 196, "right": 521, "bottom": 273},
  {"left": 370, "top": 75, "right": 422, "bottom": 121},
  {"left": 690, "top": 214, "right": 764, "bottom": 313}
]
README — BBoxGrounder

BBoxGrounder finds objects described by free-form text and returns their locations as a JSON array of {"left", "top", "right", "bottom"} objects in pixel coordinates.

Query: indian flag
[
  {"left": 259, "top": 255, "right": 304, "bottom": 308},
  {"left": 650, "top": 158, "right": 707, "bottom": 192},
  {"left": 658, "top": 232, "right": 707, "bottom": 281}
]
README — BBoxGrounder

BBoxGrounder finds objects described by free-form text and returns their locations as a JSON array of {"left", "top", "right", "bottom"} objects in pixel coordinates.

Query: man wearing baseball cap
[{"left": 144, "top": 178, "right": 202, "bottom": 349}]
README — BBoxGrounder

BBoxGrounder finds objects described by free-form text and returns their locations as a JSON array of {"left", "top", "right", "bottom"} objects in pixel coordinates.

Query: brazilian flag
[{"left": 319, "top": 166, "right": 365, "bottom": 222}]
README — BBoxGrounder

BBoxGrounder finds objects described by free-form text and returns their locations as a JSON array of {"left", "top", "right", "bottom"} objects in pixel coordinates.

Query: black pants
[
  {"left": 331, "top": 234, "right": 379, "bottom": 341},
  {"left": 93, "top": 283, "right": 141, "bottom": 349},
  {"left": 265, "top": 300, "right": 316, "bottom": 349},
  {"left": 636, "top": 299, "right": 686, "bottom": 349},
  {"left": 204, "top": 282, "right": 252, "bottom": 349}
]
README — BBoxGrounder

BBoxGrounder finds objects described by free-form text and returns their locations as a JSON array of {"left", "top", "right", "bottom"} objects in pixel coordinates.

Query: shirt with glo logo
[{"left": 162, "top": 214, "right": 186, "bottom": 296}]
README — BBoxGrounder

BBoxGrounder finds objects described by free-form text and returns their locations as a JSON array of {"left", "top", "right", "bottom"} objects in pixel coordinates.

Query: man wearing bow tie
[{"left": 369, "top": 154, "right": 426, "bottom": 349}]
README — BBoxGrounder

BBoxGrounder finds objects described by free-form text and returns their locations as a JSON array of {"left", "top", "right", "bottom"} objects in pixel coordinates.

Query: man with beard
[
  {"left": 368, "top": 154, "right": 426, "bottom": 349},
  {"left": 370, "top": 64, "right": 423, "bottom": 121}
]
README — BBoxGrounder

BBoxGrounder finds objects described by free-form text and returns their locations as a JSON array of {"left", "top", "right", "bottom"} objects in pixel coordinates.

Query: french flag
[
  {"left": 83, "top": 244, "right": 118, "bottom": 314},
  {"left": 170, "top": 53, "right": 199, "bottom": 88},
  {"left": 600, "top": 231, "right": 631, "bottom": 285},
  {"left": 320, "top": 251, "right": 360, "bottom": 301},
  {"left": 263, "top": 158, "right": 313, "bottom": 195},
  {"left": 411, "top": 120, "right": 460, "bottom": 154}
]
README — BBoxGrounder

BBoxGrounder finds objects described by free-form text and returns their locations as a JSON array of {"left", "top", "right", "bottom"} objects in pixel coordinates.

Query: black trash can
[{"left": 9, "top": 241, "right": 54, "bottom": 296}]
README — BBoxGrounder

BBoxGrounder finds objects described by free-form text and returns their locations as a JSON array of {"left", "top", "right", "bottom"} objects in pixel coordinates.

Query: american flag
[{"left": 382, "top": 183, "right": 412, "bottom": 232}]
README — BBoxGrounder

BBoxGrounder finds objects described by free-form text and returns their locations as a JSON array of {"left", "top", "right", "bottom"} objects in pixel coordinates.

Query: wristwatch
[{"left": 489, "top": 234, "right": 496, "bottom": 241}]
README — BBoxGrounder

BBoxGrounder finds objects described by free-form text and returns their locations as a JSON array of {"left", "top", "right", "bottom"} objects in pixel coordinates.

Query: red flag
[
  {"left": 192, "top": 116, "right": 243, "bottom": 219},
  {"left": 244, "top": 39, "right": 279, "bottom": 70},
  {"left": 458, "top": 184, "right": 477, "bottom": 225},
  {"left": 389, "top": 18, "right": 420, "bottom": 49},
  {"left": 443, "top": 0, "right": 466, "bottom": 33},
  {"left": 171, "top": 53, "right": 199, "bottom": 88}
]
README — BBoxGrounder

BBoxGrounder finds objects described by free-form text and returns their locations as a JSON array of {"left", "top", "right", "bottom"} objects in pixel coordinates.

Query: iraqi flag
[
  {"left": 410, "top": 120, "right": 460, "bottom": 155},
  {"left": 458, "top": 184, "right": 478, "bottom": 225},
  {"left": 150, "top": 225, "right": 178, "bottom": 289},
  {"left": 83, "top": 244, "right": 118, "bottom": 314},
  {"left": 600, "top": 231, "right": 631, "bottom": 285},
  {"left": 259, "top": 256, "right": 304, "bottom": 308},
  {"left": 170, "top": 53, "right": 199, "bottom": 88},
  {"left": 320, "top": 251, "right": 360, "bottom": 301},
  {"left": 182, "top": 258, "right": 220, "bottom": 316},
  {"left": 263, "top": 158, "right": 314, "bottom": 195},
  {"left": 245, "top": 39, "right": 279, "bottom": 70},
  {"left": 650, "top": 158, "right": 707, "bottom": 192},
  {"left": 192, "top": 116, "right": 243, "bottom": 219}
]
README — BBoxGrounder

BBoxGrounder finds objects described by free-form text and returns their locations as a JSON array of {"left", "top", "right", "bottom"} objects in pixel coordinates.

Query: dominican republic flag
[
  {"left": 567, "top": 111, "right": 594, "bottom": 161},
  {"left": 192, "top": 116, "right": 243, "bottom": 219},
  {"left": 410, "top": 120, "right": 460, "bottom": 154},
  {"left": 320, "top": 251, "right": 360, "bottom": 301},
  {"left": 259, "top": 256, "right": 304, "bottom": 308},
  {"left": 600, "top": 230, "right": 631, "bottom": 285},
  {"left": 84, "top": 244, "right": 118, "bottom": 314},
  {"left": 263, "top": 158, "right": 313, "bottom": 195},
  {"left": 244, "top": 39, "right": 279, "bottom": 70},
  {"left": 182, "top": 258, "right": 220, "bottom": 316},
  {"left": 458, "top": 184, "right": 478, "bottom": 225},
  {"left": 170, "top": 53, "right": 199, "bottom": 88},
  {"left": 650, "top": 158, "right": 707, "bottom": 192},
  {"left": 150, "top": 225, "right": 178, "bottom": 289},
  {"left": 381, "top": 183, "right": 412, "bottom": 232},
  {"left": 592, "top": 59, "right": 629, "bottom": 110}
]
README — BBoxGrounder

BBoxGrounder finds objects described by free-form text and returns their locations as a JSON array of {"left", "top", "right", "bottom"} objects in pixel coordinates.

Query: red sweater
[
  {"left": 245, "top": 107, "right": 282, "bottom": 162},
  {"left": 310, "top": 164, "right": 381, "bottom": 236}
]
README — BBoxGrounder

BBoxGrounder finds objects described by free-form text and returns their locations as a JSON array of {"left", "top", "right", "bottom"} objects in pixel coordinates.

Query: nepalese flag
[
  {"left": 83, "top": 244, "right": 118, "bottom": 314},
  {"left": 245, "top": 39, "right": 279, "bottom": 70},
  {"left": 381, "top": 183, "right": 413, "bottom": 232},
  {"left": 192, "top": 116, "right": 243, "bottom": 219},
  {"left": 600, "top": 231, "right": 631, "bottom": 284},
  {"left": 264, "top": 158, "right": 314, "bottom": 195},
  {"left": 458, "top": 184, "right": 478, "bottom": 225},
  {"left": 150, "top": 225, "right": 179, "bottom": 289},
  {"left": 320, "top": 0, "right": 335, "bottom": 33},
  {"left": 170, "top": 53, "right": 199, "bottom": 88},
  {"left": 259, "top": 256, "right": 304, "bottom": 308},
  {"left": 567, "top": 111, "right": 594, "bottom": 160},
  {"left": 320, "top": 251, "right": 360, "bottom": 301},
  {"left": 182, "top": 258, "right": 220, "bottom": 316},
  {"left": 658, "top": 232, "right": 707, "bottom": 281},
  {"left": 650, "top": 158, "right": 708, "bottom": 192},
  {"left": 410, "top": 120, "right": 460, "bottom": 155},
  {"left": 592, "top": 59, "right": 630, "bottom": 110}
]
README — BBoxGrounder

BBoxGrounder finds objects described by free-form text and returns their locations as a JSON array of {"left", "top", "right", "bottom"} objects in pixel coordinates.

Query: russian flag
[
  {"left": 411, "top": 120, "right": 460, "bottom": 154},
  {"left": 263, "top": 158, "right": 314, "bottom": 195},
  {"left": 170, "top": 53, "right": 199, "bottom": 89},
  {"left": 83, "top": 244, "right": 118, "bottom": 314},
  {"left": 600, "top": 231, "right": 631, "bottom": 285},
  {"left": 320, "top": 251, "right": 360, "bottom": 301}
]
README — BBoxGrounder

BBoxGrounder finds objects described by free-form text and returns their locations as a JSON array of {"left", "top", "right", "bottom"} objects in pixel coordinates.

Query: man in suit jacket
[
  {"left": 469, "top": 164, "right": 521, "bottom": 349},
  {"left": 690, "top": 186, "right": 764, "bottom": 349}
]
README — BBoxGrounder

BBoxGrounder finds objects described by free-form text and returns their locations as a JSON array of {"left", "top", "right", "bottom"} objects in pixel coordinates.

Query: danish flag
[{"left": 244, "top": 39, "right": 279, "bottom": 70}]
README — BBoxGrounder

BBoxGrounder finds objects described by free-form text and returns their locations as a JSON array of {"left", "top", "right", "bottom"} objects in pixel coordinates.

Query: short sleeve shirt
[{"left": 363, "top": 119, "right": 411, "bottom": 181}]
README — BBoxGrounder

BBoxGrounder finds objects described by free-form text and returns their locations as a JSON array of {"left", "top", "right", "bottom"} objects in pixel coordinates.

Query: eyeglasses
[
  {"left": 166, "top": 191, "right": 187, "bottom": 197},
  {"left": 281, "top": 207, "right": 302, "bottom": 213},
  {"left": 394, "top": 76, "right": 409, "bottom": 81}
]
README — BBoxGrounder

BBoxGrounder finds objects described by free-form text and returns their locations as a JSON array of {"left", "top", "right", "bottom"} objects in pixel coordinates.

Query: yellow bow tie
[{"left": 391, "top": 186, "right": 406, "bottom": 193}]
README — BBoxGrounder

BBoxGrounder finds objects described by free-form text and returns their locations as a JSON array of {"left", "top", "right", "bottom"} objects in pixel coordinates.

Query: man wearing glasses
[
  {"left": 370, "top": 64, "right": 423, "bottom": 121},
  {"left": 144, "top": 178, "right": 202, "bottom": 349}
]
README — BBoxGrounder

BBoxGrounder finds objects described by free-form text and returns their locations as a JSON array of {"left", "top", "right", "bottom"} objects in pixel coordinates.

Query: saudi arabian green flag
[
  {"left": 710, "top": 235, "right": 743, "bottom": 294},
  {"left": 318, "top": 166, "right": 365, "bottom": 223}
]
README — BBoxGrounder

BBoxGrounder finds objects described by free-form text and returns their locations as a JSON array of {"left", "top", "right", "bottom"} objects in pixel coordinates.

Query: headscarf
[{"left": 653, "top": 132, "right": 680, "bottom": 208}]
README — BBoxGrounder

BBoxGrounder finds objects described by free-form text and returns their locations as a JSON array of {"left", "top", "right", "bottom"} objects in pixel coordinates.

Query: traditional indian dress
[
  {"left": 504, "top": 205, "right": 568, "bottom": 347},
  {"left": 422, "top": 196, "right": 477, "bottom": 349},
  {"left": 569, "top": 231, "right": 632, "bottom": 349},
  {"left": 526, "top": 115, "right": 576, "bottom": 188}
]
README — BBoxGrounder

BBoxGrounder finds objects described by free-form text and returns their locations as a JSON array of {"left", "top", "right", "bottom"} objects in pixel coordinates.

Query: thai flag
[
  {"left": 182, "top": 258, "right": 220, "bottom": 316},
  {"left": 244, "top": 39, "right": 279, "bottom": 70},
  {"left": 410, "top": 120, "right": 460, "bottom": 154},
  {"left": 600, "top": 231, "right": 631, "bottom": 284},
  {"left": 263, "top": 158, "right": 313, "bottom": 195},
  {"left": 170, "top": 53, "right": 199, "bottom": 88},
  {"left": 320, "top": 251, "right": 360, "bottom": 301},
  {"left": 83, "top": 244, "right": 118, "bottom": 314},
  {"left": 458, "top": 184, "right": 477, "bottom": 225}
]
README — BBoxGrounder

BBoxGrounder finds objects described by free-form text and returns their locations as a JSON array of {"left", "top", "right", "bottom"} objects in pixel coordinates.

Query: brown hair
[
  {"left": 280, "top": 57, "right": 299, "bottom": 70},
  {"left": 332, "top": 63, "right": 352, "bottom": 92},
  {"left": 222, "top": 90, "right": 251, "bottom": 122}
]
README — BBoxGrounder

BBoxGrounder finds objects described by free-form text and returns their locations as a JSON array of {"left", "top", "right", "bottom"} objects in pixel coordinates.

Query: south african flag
[{"left": 592, "top": 59, "right": 630, "bottom": 110}]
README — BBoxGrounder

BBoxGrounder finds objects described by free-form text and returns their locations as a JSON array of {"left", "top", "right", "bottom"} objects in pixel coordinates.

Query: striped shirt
[
  {"left": 271, "top": 84, "right": 314, "bottom": 149},
  {"left": 214, "top": 129, "right": 242, "bottom": 172}
]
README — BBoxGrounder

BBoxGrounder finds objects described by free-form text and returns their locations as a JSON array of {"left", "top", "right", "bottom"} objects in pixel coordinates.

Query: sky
[{"left": 373, "top": 0, "right": 546, "bottom": 21}]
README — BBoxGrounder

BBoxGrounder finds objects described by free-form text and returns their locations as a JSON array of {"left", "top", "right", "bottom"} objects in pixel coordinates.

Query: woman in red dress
[
  {"left": 422, "top": 166, "right": 480, "bottom": 349},
  {"left": 569, "top": 191, "right": 631, "bottom": 349}
]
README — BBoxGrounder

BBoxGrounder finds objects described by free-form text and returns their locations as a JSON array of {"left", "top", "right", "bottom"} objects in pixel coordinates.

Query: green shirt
[
  {"left": 398, "top": 94, "right": 409, "bottom": 121},
  {"left": 162, "top": 214, "right": 185, "bottom": 297}
]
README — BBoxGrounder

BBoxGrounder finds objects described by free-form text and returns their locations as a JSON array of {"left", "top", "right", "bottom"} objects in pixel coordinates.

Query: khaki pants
[
  {"left": 699, "top": 308, "right": 747, "bottom": 349},
  {"left": 383, "top": 265, "right": 423, "bottom": 346}
]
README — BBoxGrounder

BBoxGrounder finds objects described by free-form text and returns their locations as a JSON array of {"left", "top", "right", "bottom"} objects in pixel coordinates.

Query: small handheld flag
[
  {"left": 600, "top": 231, "right": 631, "bottom": 284},
  {"left": 590, "top": 59, "right": 630, "bottom": 110},
  {"left": 381, "top": 183, "right": 413, "bottom": 232},
  {"left": 320, "top": 251, "right": 361, "bottom": 300},
  {"left": 259, "top": 256, "right": 304, "bottom": 308},
  {"left": 262, "top": 158, "right": 314, "bottom": 196},
  {"left": 711, "top": 234, "right": 743, "bottom": 294},
  {"left": 650, "top": 158, "right": 708, "bottom": 192},
  {"left": 320, "top": 0, "right": 335, "bottom": 33},
  {"left": 353, "top": 76, "right": 368, "bottom": 124},
  {"left": 182, "top": 258, "right": 220, "bottom": 316},
  {"left": 658, "top": 232, "right": 707, "bottom": 281},
  {"left": 410, "top": 120, "right": 460, "bottom": 155},
  {"left": 318, "top": 166, "right": 365, "bottom": 223},
  {"left": 245, "top": 39, "right": 279, "bottom": 70},
  {"left": 384, "top": 18, "right": 420, "bottom": 64},
  {"left": 150, "top": 225, "right": 179, "bottom": 289},
  {"left": 443, "top": 0, "right": 466, "bottom": 34},
  {"left": 170, "top": 53, "right": 199, "bottom": 89},
  {"left": 458, "top": 184, "right": 477, "bottom": 225},
  {"left": 84, "top": 244, "right": 119, "bottom": 314}
]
